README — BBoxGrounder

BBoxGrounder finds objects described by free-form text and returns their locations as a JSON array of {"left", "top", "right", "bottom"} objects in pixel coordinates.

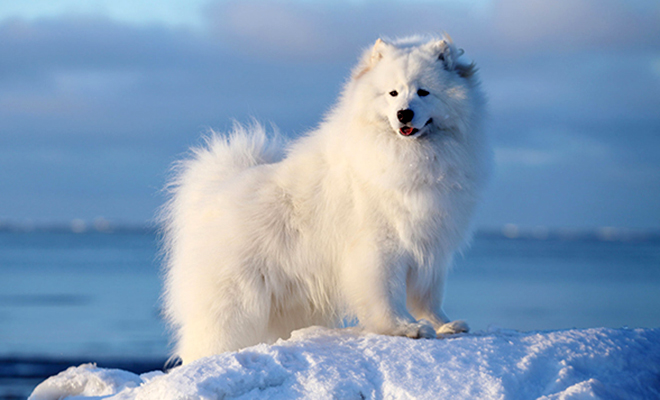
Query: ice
[{"left": 29, "top": 326, "right": 660, "bottom": 400}]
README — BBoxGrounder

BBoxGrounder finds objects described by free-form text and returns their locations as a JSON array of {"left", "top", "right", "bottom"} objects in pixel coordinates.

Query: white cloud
[
  {"left": 200, "top": 0, "right": 660, "bottom": 61},
  {"left": 0, "top": 0, "right": 658, "bottom": 227},
  {"left": 491, "top": 0, "right": 660, "bottom": 53},
  {"left": 208, "top": 2, "right": 326, "bottom": 59},
  {"left": 0, "top": 0, "right": 208, "bottom": 28}
]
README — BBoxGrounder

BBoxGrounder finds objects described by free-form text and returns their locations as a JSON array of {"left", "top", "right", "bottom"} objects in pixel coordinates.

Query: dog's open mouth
[
  {"left": 399, "top": 126, "right": 418, "bottom": 136},
  {"left": 399, "top": 118, "right": 433, "bottom": 137}
]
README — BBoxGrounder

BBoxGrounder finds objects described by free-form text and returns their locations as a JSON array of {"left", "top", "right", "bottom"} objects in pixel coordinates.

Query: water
[
  {"left": 1, "top": 229, "right": 659, "bottom": 397},
  {"left": 0, "top": 230, "right": 166, "bottom": 360},
  {"left": 446, "top": 235, "right": 660, "bottom": 332},
  {"left": 2, "top": 230, "right": 659, "bottom": 359}
]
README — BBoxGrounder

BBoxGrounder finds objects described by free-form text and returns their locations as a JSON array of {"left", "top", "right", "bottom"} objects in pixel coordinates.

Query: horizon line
[{"left": 1, "top": 220, "right": 658, "bottom": 242}]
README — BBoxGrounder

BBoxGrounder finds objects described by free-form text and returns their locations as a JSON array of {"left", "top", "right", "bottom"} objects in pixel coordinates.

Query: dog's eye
[
  {"left": 389, "top": 90, "right": 398, "bottom": 97},
  {"left": 417, "top": 89, "right": 430, "bottom": 97}
]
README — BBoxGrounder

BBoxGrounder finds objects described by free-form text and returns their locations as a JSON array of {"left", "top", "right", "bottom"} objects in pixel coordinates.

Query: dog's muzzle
[{"left": 399, "top": 118, "right": 433, "bottom": 137}]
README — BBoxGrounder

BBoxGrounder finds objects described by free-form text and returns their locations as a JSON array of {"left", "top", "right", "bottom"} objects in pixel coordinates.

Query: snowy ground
[{"left": 30, "top": 326, "right": 660, "bottom": 400}]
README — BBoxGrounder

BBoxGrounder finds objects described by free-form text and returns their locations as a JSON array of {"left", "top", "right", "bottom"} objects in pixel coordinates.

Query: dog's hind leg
[{"left": 175, "top": 273, "right": 272, "bottom": 363}]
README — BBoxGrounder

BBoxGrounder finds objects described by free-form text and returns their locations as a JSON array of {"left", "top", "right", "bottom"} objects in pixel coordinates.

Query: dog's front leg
[
  {"left": 341, "top": 239, "right": 436, "bottom": 339},
  {"left": 408, "top": 271, "right": 470, "bottom": 337}
]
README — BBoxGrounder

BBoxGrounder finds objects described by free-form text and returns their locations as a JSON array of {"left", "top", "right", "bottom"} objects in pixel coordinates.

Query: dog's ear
[
  {"left": 455, "top": 61, "right": 477, "bottom": 79},
  {"left": 352, "top": 38, "right": 393, "bottom": 80},
  {"left": 429, "top": 38, "right": 474, "bottom": 78},
  {"left": 428, "top": 39, "right": 457, "bottom": 71},
  {"left": 370, "top": 38, "right": 391, "bottom": 64}
]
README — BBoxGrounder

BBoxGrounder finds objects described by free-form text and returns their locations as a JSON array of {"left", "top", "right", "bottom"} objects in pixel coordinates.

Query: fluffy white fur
[{"left": 162, "top": 35, "right": 490, "bottom": 364}]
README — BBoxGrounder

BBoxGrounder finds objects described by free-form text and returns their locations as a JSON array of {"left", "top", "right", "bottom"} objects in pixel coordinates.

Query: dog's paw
[
  {"left": 436, "top": 320, "right": 469, "bottom": 337},
  {"left": 395, "top": 320, "right": 437, "bottom": 339}
]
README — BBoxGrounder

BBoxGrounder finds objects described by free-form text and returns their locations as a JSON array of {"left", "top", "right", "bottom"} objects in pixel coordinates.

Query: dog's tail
[
  {"left": 175, "top": 120, "right": 283, "bottom": 189},
  {"left": 159, "top": 120, "right": 284, "bottom": 231}
]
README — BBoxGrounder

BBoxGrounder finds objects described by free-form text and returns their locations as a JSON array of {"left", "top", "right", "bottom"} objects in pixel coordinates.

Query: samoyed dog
[{"left": 162, "top": 35, "right": 489, "bottom": 364}]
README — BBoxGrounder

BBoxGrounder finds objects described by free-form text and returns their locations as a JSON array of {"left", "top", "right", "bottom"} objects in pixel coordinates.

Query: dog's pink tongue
[{"left": 400, "top": 127, "right": 413, "bottom": 136}]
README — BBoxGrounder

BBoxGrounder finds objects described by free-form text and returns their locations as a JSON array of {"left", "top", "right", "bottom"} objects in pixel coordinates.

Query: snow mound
[{"left": 30, "top": 326, "right": 660, "bottom": 400}]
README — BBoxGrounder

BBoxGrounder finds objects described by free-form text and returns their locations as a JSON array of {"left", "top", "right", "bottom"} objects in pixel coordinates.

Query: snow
[{"left": 30, "top": 326, "right": 660, "bottom": 400}]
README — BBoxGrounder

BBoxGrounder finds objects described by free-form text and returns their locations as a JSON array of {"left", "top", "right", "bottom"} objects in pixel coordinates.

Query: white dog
[{"left": 162, "top": 35, "right": 489, "bottom": 364}]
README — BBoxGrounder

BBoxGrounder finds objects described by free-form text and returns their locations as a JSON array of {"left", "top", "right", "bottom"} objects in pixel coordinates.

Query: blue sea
[{"left": 1, "top": 228, "right": 659, "bottom": 397}]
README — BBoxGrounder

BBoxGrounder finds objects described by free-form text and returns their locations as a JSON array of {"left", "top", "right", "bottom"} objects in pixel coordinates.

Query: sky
[{"left": 1, "top": 0, "right": 659, "bottom": 230}]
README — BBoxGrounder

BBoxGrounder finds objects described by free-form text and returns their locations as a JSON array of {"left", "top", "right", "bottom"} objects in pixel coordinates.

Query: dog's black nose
[{"left": 397, "top": 109, "right": 414, "bottom": 124}]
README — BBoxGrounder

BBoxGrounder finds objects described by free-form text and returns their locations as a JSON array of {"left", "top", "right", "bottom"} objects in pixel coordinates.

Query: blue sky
[{"left": 1, "top": 0, "right": 659, "bottom": 229}]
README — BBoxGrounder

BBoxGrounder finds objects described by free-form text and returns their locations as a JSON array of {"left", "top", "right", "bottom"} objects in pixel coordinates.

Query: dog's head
[{"left": 351, "top": 35, "right": 478, "bottom": 139}]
